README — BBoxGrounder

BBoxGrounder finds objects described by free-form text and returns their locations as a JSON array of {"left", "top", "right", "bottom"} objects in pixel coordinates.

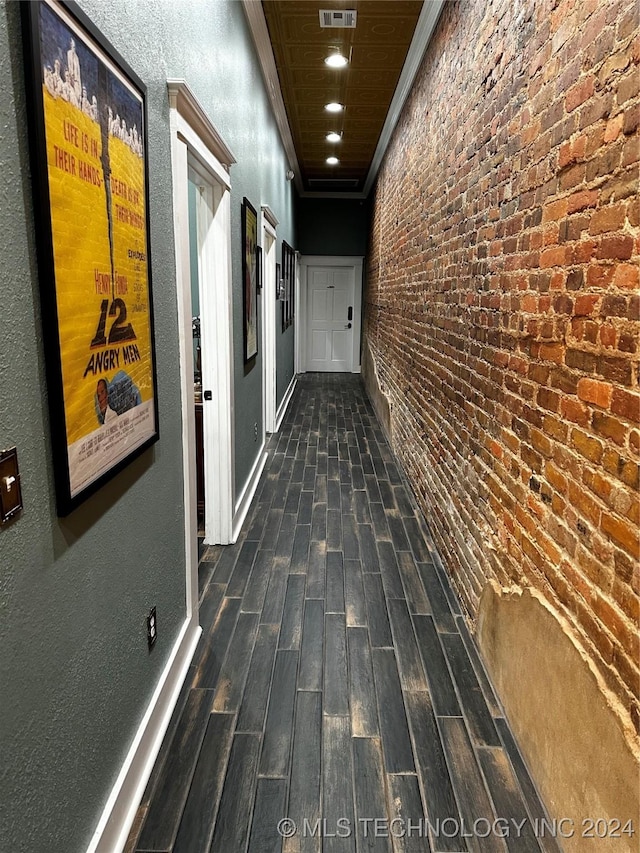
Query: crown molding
[
  {"left": 362, "top": 0, "right": 445, "bottom": 197},
  {"left": 242, "top": 0, "right": 445, "bottom": 200},
  {"left": 241, "top": 0, "right": 303, "bottom": 194}
]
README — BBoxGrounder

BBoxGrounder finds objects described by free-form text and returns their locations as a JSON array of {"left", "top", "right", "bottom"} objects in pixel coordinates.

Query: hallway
[{"left": 128, "top": 374, "right": 559, "bottom": 853}]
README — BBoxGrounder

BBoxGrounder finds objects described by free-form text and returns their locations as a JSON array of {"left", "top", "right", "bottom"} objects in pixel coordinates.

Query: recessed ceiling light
[
  {"left": 326, "top": 156, "right": 339, "bottom": 165},
  {"left": 325, "top": 53, "right": 348, "bottom": 68},
  {"left": 324, "top": 102, "right": 344, "bottom": 113},
  {"left": 326, "top": 132, "right": 341, "bottom": 143}
]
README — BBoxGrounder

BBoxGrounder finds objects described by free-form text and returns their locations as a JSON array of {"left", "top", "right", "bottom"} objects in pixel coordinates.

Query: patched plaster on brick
[{"left": 477, "top": 581, "right": 640, "bottom": 852}]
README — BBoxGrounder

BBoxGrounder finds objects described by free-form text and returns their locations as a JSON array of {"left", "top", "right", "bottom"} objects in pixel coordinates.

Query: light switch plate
[{"left": 0, "top": 447, "right": 23, "bottom": 524}]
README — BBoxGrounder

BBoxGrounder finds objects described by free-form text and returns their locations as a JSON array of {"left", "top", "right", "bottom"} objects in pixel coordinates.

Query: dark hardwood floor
[{"left": 127, "top": 374, "right": 560, "bottom": 853}]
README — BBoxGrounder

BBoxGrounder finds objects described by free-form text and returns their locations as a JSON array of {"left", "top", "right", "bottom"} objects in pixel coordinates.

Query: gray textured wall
[{"left": 0, "top": 1, "right": 295, "bottom": 851}]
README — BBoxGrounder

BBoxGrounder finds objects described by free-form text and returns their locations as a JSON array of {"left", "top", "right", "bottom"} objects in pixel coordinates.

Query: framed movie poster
[
  {"left": 22, "top": 0, "right": 159, "bottom": 516},
  {"left": 242, "top": 197, "right": 258, "bottom": 363}
]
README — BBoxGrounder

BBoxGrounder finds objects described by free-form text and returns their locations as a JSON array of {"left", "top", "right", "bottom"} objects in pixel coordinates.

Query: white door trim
[
  {"left": 190, "top": 159, "right": 235, "bottom": 545},
  {"left": 169, "top": 81, "right": 235, "bottom": 556},
  {"left": 86, "top": 80, "right": 235, "bottom": 853},
  {"left": 261, "top": 209, "right": 277, "bottom": 434},
  {"left": 299, "top": 255, "right": 363, "bottom": 373}
]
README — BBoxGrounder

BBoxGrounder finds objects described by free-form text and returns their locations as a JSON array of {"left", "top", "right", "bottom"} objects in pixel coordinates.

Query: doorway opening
[
  {"left": 168, "top": 80, "right": 237, "bottom": 629},
  {"left": 299, "top": 255, "right": 363, "bottom": 373}
]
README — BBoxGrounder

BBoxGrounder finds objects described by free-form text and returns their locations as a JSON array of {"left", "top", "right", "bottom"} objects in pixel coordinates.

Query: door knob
[{"left": 345, "top": 323, "right": 352, "bottom": 329}]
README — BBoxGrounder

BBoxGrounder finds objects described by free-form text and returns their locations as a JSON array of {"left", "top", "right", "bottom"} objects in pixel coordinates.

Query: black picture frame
[
  {"left": 242, "top": 197, "right": 258, "bottom": 363},
  {"left": 256, "top": 244, "right": 262, "bottom": 294},
  {"left": 281, "top": 241, "right": 295, "bottom": 332},
  {"left": 21, "top": 0, "right": 159, "bottom": 516}
]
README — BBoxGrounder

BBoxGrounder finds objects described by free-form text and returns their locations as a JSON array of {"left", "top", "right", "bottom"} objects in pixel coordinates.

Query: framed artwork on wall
[
  {"left": 281, "top": 240, "right": 295, "bottom": 332},
  {"left": 256, "top": 244, "right": 262, "bottom": 294},
  {"left": 21, "top": 0, "right": 159, "bottom": 516},
  {"left": 242, "top": 196, "right": 258, "bottom": 363}
]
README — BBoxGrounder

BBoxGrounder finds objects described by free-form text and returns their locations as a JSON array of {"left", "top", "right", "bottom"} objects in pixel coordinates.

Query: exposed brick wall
[{"left": 364, "top": 0, "right": 639, "bottom": 734}]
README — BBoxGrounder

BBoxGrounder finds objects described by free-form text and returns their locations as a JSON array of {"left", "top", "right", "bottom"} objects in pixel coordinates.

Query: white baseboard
[
  {"left": 233, "top": 444, "right": 268, "bottom": 542},
  {"left": 86, "top": 617, "right": 202, "bottom": 853},
  {"left": 275, "top": 374, "right": 297, "bottom": 431}
]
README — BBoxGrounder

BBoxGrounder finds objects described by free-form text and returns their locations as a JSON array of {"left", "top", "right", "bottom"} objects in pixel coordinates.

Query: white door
[{"left": 306, "top": 266, "right": 354, "bottom": 372}]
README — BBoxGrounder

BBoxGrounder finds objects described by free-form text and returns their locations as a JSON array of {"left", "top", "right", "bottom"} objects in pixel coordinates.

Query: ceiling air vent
[
  {"left": 319, "top": 9, "right": 357, "bottom": 28},
  {"left": 308, "top": 178, "right": 360, "bottom": 188}
]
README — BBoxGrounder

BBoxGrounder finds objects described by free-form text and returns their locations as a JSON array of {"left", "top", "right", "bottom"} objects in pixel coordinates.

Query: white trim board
[
  {"left": 240, "top": 1, "right": 302, "bottom": 194},
  {"left": 275, "top": 373, "right": 297, "bottom": 432},
  {"left": 233, "top": 446, "right": 268, "bottom": 542},
  {"left": 168, "top": 80, "right": 236, "bottom": 548},
  {"left": 261, "top": 210, "right": 278, "bottom": 435},
  {"left": 167, "top": 79, "right": 236, "bottom": 168},
  {"left": 86, "top": 619, "right": 201, "bottom": 853}
]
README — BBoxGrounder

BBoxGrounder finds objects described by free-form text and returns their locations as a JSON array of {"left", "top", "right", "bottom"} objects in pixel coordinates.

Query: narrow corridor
[{"left": 128, "top": 374, "right": 559, "bottom": 853}]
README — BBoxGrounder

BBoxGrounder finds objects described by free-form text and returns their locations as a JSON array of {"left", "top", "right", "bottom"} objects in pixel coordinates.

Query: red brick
[
  {"left": 570, "top": 428, "right": 603, "bottom": 463},
  {"left": 592, "top": 412, "right": 627, "bottom": 445},
  {"left": 531, "top": 428, "right": 554, "bottom": 458},
  {"left": 543, "top": 414, "right": 569, "bottom": 442},
  {"left": 539, "top": 342, "right": 565, "bottom": 363},
  {"left": 611, "top": 389, "right": 640, "bottom": 422},
  {"left": 543, "top": 198, "right": 569, "bottom": 222},
  {"left": 599, "top": 324, "right": 616, "bottom": 349},
  {"left": 602, "top": 449, "right": 640, "bottom": 489},
  {"left": 539, "top": 246, "right": 567, "bottom": 268},
  {"left": 567, "top": 188, "right": 599, "bottom": 213},
  {"left": 613, "top": 264, "right": 639, "bottom": 290},
  {"left": 589, "top": 204, "right": 626, "bottom": 234},
  {"left": 566, "top": 76, "right": 595, "bottom": 112},
  {"left": 596, "top": 234, "right": 634, "bottom": 260},
  {"left": 571, "top": 239, "right": 596, "bottom": 263},
  {"left": 574, "top": 294, "right": 600, "bottom": 316},
  {"left": 586, "top": 264, "right": 615, "bottom": 288},
  {"left": 577, "top": 378, "right": 613, "bottom": 408},
  {"left": 558, "top": 141, "right": 574, "bottom": 170},
  {"left": 623, "top": 103, "right": 640, "bottom": 135},
  {"left": 561, "top": 397, "right": 589, "bottom": 426},
  {"left": 537, "top": 387, "right": 560, "bottom": 412},
  {"left": 622, "top": 135, "right": 640, "bottom": 167},
  {"left": 601, "top": 513, "right": 640, "bottom": 557},
  {"left": 603, "top": 113, "right": 624, "bottom": 144},
  {"left": 364, "top": 0, "right": 639, "bottom": 725},
  {"left": 568, "top": 479, "right": 601, "bottom": 526},
  {"left": 617, "top": 70, "right": 640, "bottom": 105}
]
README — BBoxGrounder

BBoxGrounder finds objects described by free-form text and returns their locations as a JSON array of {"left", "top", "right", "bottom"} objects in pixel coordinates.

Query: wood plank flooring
[{"left": 128, "top": 374, "right": 560, "bottom": 853}]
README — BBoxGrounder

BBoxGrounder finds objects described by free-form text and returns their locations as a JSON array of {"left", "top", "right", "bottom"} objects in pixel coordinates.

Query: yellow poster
[{"left": 32, "top": 0, "right": 157, "bottom": 508}]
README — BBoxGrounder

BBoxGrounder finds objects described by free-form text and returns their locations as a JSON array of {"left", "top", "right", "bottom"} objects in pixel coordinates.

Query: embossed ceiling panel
[{"left": 262, "top": 0, "right": 423, "bottom": 192}]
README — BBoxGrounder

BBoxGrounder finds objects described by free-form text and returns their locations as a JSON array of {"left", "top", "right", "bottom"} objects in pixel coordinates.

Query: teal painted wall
[{"left": 0, "top": 2, "right": 295, "bottom": 851}]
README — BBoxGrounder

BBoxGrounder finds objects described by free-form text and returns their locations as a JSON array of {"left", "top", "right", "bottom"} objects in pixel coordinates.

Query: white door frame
[
  {"left": 261, "top": 205, "right": 278, "bottom": 434},
  {"left": 298, "top": 255, "right": 363, "bottom": 373},
  {"left": 168, "top": 80, "right": 237, "bottom": 572},
  {"left": 87, "top": 81, "right": 237, "bottom": 853}
]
